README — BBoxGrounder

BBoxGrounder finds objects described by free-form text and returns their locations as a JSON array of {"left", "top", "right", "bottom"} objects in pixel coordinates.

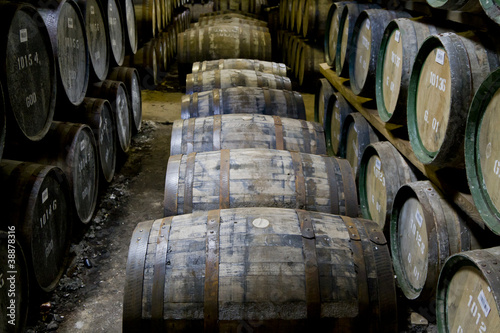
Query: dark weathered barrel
[
  {"left": 123, "top": 208, "right": 397, "bottom": 332},
  {"left": 181, "top": 87, "right": 305, "bottom": 120},
  {"left": 480, "top": 0, "right": 500, "bottom": 25},
  {"left": 0, "top": 2, "right": 56, "bottom": 142},
  {"left": 190, "top": 16, "right": 268, "bottom": 28},
  {"left": 465, "top": 68, "right": 500, "bottom": 235},
  {"left": 314, "top": 78, "right": 335, "bottom": 126},
  {"left": 171, "top": 114, "right": 326, "bottom": 155},
  {"left": 199, "top": 11, "right": 261, "bottom": 22},
  {"left": 108, "top": 67, "right": 142, "bottom": 133},
  {"left": 376, "top": 18, "right": 440, "bottom": 124},
  {"left": 186, "top": 69, "right": 292, "bottom": 94},
  {"left": 358, "top": 142, "right": 417, "bottom": 234},
  {"left": 302, "top": 0, "right": 332, "bottom": 39},
  {"left": 324, "top": 2, "right": 351, "bottom": 67},
  {"left": 74, "top": 98, "right": 117, "bottom": 183},
  {"left": 213, "top": 0, "right": 267, "bottom": 13},
  {"left": 192, "top": 59, "right": 287, "bottom": 76},
  {"left": 408, "top": 32, "right": 500, "bottom": 168},
  {"left": 427, "top": 0, "right": 483, "bottom": 12},
  {"left": 105, "top": 0, "right": 126, "bottom": 66},
  {"left": 0, "top": 160, "right": 71, "bottom": 293},
  {"left": 164, "top": 148, "right": 358, "bottom": 217},
  {"left": 89, "top": 80, "right": 132, "bottom": 154},
  {"left": 177, "top": 25, "right": 272, "bottom": 65},
  {"left": 298, "top": 43, "right": 324, "bottom": 87},
  {"left": 133, "top": 0, "right": 156, "bottom": 41},
  {"left": 38, "top": 0, "right": 90, "bottom": 107},
  {"left": 122, "top": 0, "right": 138, "bottom": 54},
  {"left": 0, "top": 231, "right": 29, "bottom": 332},
  {"left": 436, "top": 247, "right": 500, "bottom": 333},
  {"left": 0, "top": 82, "right": 5, "bottom": 161},
  {"left": 324, "top": 91, "right": 354, "bottom": 156},
  {"left": 390, "top": 181, "right": 473, "bottom": 301},
  {"left": 349, "top": 9, "right": 411, "bottom": 98},
  {"left": 126, "top": 41, "right": 160, "bottom": 89}
]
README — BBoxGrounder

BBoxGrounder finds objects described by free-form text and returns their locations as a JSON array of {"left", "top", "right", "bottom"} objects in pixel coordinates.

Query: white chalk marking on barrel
[
  {"left": 252, "top": 218, "right": 270, "bottom": 228},
  {"left": 486, "top": 142, "right": 492, "bottom": 159},
  {"left": 395, "top": 30, "right": 400, "bottom": 43},
  {"left": 365, "top": 19, "right": 370, "bottom": 30},
  {"left": 20, "top": 29, "right": 28, "bottom": 43},
  {"left": 81, "top": 140, "right": 86, "bottom": 151},
  {"left": 68, "top": 18, "right": 73, "bottom": 29},
  {"left": 416, "top": 209, "right": 423, "bottom": 227},
  {"left": 90, "top": 6, "right": 95, "bottom": 15},
  {"left": 436, "top": 49, "right": 445, "bottom": 65},
  {"left": 42, "top": 188, "right": 49, "bottom": 204}
]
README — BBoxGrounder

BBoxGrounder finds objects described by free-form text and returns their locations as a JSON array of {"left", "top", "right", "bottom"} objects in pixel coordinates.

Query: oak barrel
[
  {"left": 89, "top": 80, "right": 132, "bottom": 154},
  {"left": 177, "top": 25, "right": 272, "bottom": 65},
  {"left": 192, "top": 59, "right": 287, "bottom": 76},
  {"left": 436, "top": 247, "right": 500, "bottom": 333},
  {"left": 376, "top": 18, "right": 440, "bottom": 124},
  {"left": 0, "top": 231, "right": 29, "bottom": 332},
  {"left": 297, "top": 43, "right": 324, "bottom": 87},
  {"left": 339, "top": 112, "right": 379, "bottom": 179},
  {"left": 390, "top": 181, "right": 473, "bottom": 301},
  {"left": 171, "top": 114, "right": 326, "bottom": 155},
  {"left": 213, "top": 0, "right": 267, "bottom": 13},
  {"left": 301, "top": 0, "right": 332, "bottom": 39},
  {"left": 480, "top": 0, "right": 500, "bottom": 25},
  {"left": 181, "top": 87, "right": 305, "bottom": 120},
  {"left": 123, "top": 208, "right": 397, "bottom": 332},
  {"left": 108, "top": 67, "right": 142, "bottom": 133},
  {"left": 324, "top": 91, "right": 354, "bottom": 156},
  {"left": 122, "top": 0, "right": 139, "bottom": 54},
  {"left": 76, "top": 0, "right": 110, "bottom": 81},
  {"left": 133, "top": 0, "right": 156, "bottom": 41},
  {"left": 190, "top": 16, "right": 268, "bottom": 28},
  {"left": 358, "top": 141, "right": 416, "bottom": 234},
  {"left": 38, "top": 0, "right": 90, "bottom": 107},
  {"left": 163, "top": 148, "right": 358, "bottom": 217},
  {"left": 427, "top": 0, "right": 482, "bottom": 12},
  {"left": 0, "top": 2, "right": 56, "bottom": 142},
  {"left": 348, "top": 9, "right": 411, "bottom": 97},
  {"left": 407, "top": 32, "right": 500, "bottom": 167},
  {"left": 0, "top": 82, "right": 5, "bottom": 161},
  {"left": 465, "top": 67, "right": 500, "bottom": 235},
  {"left": 314, "top": 78, "right": 335, "bottom": 126},
  {"left": 126, "top": 41, "right": 160, "bottom": 89},
  {"left": 105, "top": 0, "right": 126, "bottom": 66},
  {"left": 0, "top": 160, "right": 71, "bottom": 293},
  {"left": 324, "top": 1, "right": 351, "bottom": 68},
  {"left": 185, "top": 69, "right": 293, "bottom": 94}
]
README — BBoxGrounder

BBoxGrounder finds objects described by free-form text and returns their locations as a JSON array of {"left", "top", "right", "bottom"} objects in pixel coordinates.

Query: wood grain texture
[
  {"left": 192, "top": 59, "right": 287, "bottom": 76},
  {"left": 314, "top": 78, "right": 335, "bottom": 126}
]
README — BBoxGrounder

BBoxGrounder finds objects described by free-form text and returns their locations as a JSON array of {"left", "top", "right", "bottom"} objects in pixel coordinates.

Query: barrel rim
[
  {"left": 480, "top": 0, "right": 500, "bottom": 24},
  {"left": 314, "top": 78, "right": 334, "bottom": 124}
]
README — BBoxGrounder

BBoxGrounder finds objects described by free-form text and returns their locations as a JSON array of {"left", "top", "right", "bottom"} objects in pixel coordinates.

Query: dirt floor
[{"left": 25, "top": 64, "right": 435, "bottom": 333}]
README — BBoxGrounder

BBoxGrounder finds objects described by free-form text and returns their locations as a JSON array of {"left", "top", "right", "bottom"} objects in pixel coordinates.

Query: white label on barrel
[
  {"left": 81, "top": 140, "right": 86, "bottom": 151},
  {"left": 435, "top": 49, "right": 445, "bottom": 65},
  {"left": 486, "top": 142, "right": 492, "bottom": 159},
  {"left": 45, "top": 240, "right": 54, "bottom": 258},
  {"left": 68, "top": 18, "right": 74, "bottom": 29},
  {"left": 252, "top": 218, "right": 270, "bottom": 229},
  {"left": 365, "top": 19, "right": 370, "bottom": 30},
  {"left": 395, "top": 30, "right": 400, "bottom": 43},
  {"left": 112, "top": 39, "right": 116, "bottom": 46},
  {"left": 82, "top": 186, "right": 89, "bottom": 199},
  {"left": 42, "top": 188, "right": 49, "bottom": 203},
  {"left": 415, "top": 209, "right": 423, "bottom": 227},
  {"left": 90, "top": 6, "right": 95, "bottom": 15},
  {"left": 95, "top": 50, "right": 100, "bottom": 60},
  {"left": 20, "top": 29, "right": 28, "bottom": 43},
  {"left": 478, "top": 290, "right": 491, "bottom": 317},
  {"left": 105, "top": 149, "right": 109, "bottom": 162},
  {"left": 375, "top": 159, "right": 381, "bottom": 170}
]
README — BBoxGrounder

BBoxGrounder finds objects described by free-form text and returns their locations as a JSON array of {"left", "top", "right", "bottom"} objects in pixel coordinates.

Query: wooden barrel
[
  {"left": 287, "top": 35, "right": 305, "bottom": 73},
  {"left": 213, "top": 0, "right": 267, "bottom": 13},
  {"left": 465, "top": 68, "right": 500, "bottom": 235},
  {"left": 89, "top": 80, "right": 132, "bottom": 154},
  {"left": 177, "top": 25, "right": 272, "bottom": 65},
  {"left": 108, "top": 67, "right": 142, "bottom": 134},
  {"left": 314, "top": 78, "right": 335, "bottom": 126},
  {"left": 336, "top": 3, "right": 380, "bottom": 77},
  {"left": 480, "top": 0, "right": 500, "bottom": 25},
  {"left": 0, "top": 82, "right": 5, "bottom": 162},
  {"left": 358, "top": 141, "right": 417, "bottom": 234},
  {"left": 436, "top": 247, "right": 500, "bottom": 333},
  {"left": 181, "top": 87, "right": 305, "bottom": 119},
  {"left": 324, "top": 91, "right": 354, "bottom": 156},
  {"left": 184, "top": 2, "right": 215, "bottom": 22},
  {"left": 339, "top": 113, "right": 379, "bottom": 178},
  {"left": 123, "top": 208, "right": 397, "bottom": 332},
  {"left": 427, "top": 0, "right": 483, "bottom": 12},
  {"left": 302, "top": 0, "right": 332, "bottom": 40},
  {"left": 133, "top": 0, "right": 156, "bottom": 41},
  {"left": 349, "top": 9, "right": 411, "bottom": 97},
  {"left": 190, "top": 16, "right": 268, "bottom": 28},
  {"left": 171, "top": 114, "right": 326, "bottom": 155},
  {"left": 0, "top": 160, "right": 71, "bottom": 292},
  {"left": 126, "top": 41, "right": 160, "bottom": 89},
  {"left": 76, "top": 0, "right": 110, "bottom": 81},
  {"left": 199, "top": 11, "right": 261, "bottom": 21},
  {"left": 376, "top": 18, "right": 440, "bottom": 124},
  {"left": 185, "top": 69, "right": 293, "bottom": 94},
  {"left": 407, "top": 32, "right": 500, "bottom": 168},
  {"left": 190, "top": 21, "right": 269, "bottom": 32},
  {"left": 74, "top": 98, "right": 117, "bottom": 183},
  {"left": 164, "top": 148, "right": 358, "bottom": 217},
  {"left": 192, "top": 59, "right": 287, "bottom": 76},
  {"left": 122, "top": 0, "right": 139, "bottom": 54},
  {"left": 290, "top": 0, "right": 302, "bottom": 33},
  {"left": 298, "top": 43, "right": 324, "bottom": 87},
  {"left": 0, "top": 231, "right": 29, "bottom": 332},
  {"left": 105, "top": 0, "right": 126, "bottom": 66},
  {"left": 390, "top": 180, "right": 473, "bottom": 301},
  {"left": 324, "top": 2, "right": 350, "bottom": 68}
]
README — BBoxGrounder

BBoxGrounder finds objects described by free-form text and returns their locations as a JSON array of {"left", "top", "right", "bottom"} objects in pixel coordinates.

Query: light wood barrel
[
  {"left": 291, "top": 0, "right": 303, "bottom": 33},
  {"left": 390, "top": 180, "right": 473, "bottom": 301},
  {"left": 314, "top": 78, "right": 335, "bottom": 126},
  {"left": 89, "top": 80, "right": 132, "bottom": 154},
  {"left": 336, "top": 3, "right": 380, "bottom": 77},
  {"left": 77, "top": 0, "right": 110, "bottom": 81},
  {"left": 427, "top": 0, "right": 483, "bottom": 12},
  {"left": 177, "top": 25, "right": 272, "bottom": 65},
  {"left": 339, "top": 113, "right": 379, "bottom": 178},
  {"left": 465, "top": 68, "right": 500, "bottom": 235},
  {"left": 325, "top": 91, "right": 354, "bottom": 156},
  {"left": 298, "top": 43, "right": 325, "bottom": 87},
  {"left": 122, "top": 0, "right": 139, "bottom": 54},
  {"left": 123, "top": 208, "right": 397, "bottom": 332},
  {"left": 358, "top": 141, "right": 417, "bottom": 234},
  {"left": 171, "top": 114, "right": 326, "bottom": 155},
  {"left": 302, "top": 0, "right": 332, "bottom": 40},
  {"left": 108, "top": 67, "right": 142, "bottom": 134},
  {"left": 324, "top": 1, "right": 351, "bottom": 68},
  {"left": 181, "top": 87, "right": 305, "bottom": 119},
  {"left": 127, "top": 41, "right": 160, "bottom": 89},
  {"left": 0, "top": 160, "right": 71, "bottom": 293},
  {"left": 133, "top": 0, "right": 156, "bottom": 41},
  {"left": 105, "top": 0, "right": 126, "bottom": 66},
  {"left": 407, "top": 32, "right": 500, "bottom": 167},
  {"left": 192, "top": 59, "right": 287, "bottom": 76},
  {"left": 436, "top": 247, "right": 500, "bottom": 333},
  {"left": 185, "top": 69, "right": 292, "bottom": 94},
  {"left": 198, "top": 11, "right": 261, "bottom": 22},
  {"left": 376, "top": 18, "right": 440, "bottom": 124},
  {"left": 0, "top": 231, "right": 29, "bottom": 332},
  {"left": 349, "top": 9, "right": 411, "bottom": 97},
  {"left": 190, "top": 16, "right": 267, "bottom": 28},
  {"left": 480, "top": 0, "right": 500, "bottom": 25},
  {"left": 163, "top": 148, "right": 358, "bottom": 217},
  {"left": 287, "top": 35, "right": 305, "bottom": 74},
  {"left": 190, "top": 20, "right": 269, "bottom": 32}
]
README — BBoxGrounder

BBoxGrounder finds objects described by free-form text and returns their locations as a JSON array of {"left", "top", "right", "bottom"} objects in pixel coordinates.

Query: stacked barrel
[{"left": 316, "top": 0, "right": 500, "bottom": 330}]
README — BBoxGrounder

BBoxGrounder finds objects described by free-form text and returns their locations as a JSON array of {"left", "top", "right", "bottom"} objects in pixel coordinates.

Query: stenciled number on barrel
[
  {"left": 429, "top": 71, "right": 446, "bottom": 92},
  {"left": 456, "top": 293, "right": 489, "bottom": 333},
  {"left": 17, "top": 52, "right": 40, "bottom": 70},
  {"left": 424, "top": 110, "right": 440, "bottom": 134},
  {"left": 494, "top": 159, "right": 500, "bottom": 177}
]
